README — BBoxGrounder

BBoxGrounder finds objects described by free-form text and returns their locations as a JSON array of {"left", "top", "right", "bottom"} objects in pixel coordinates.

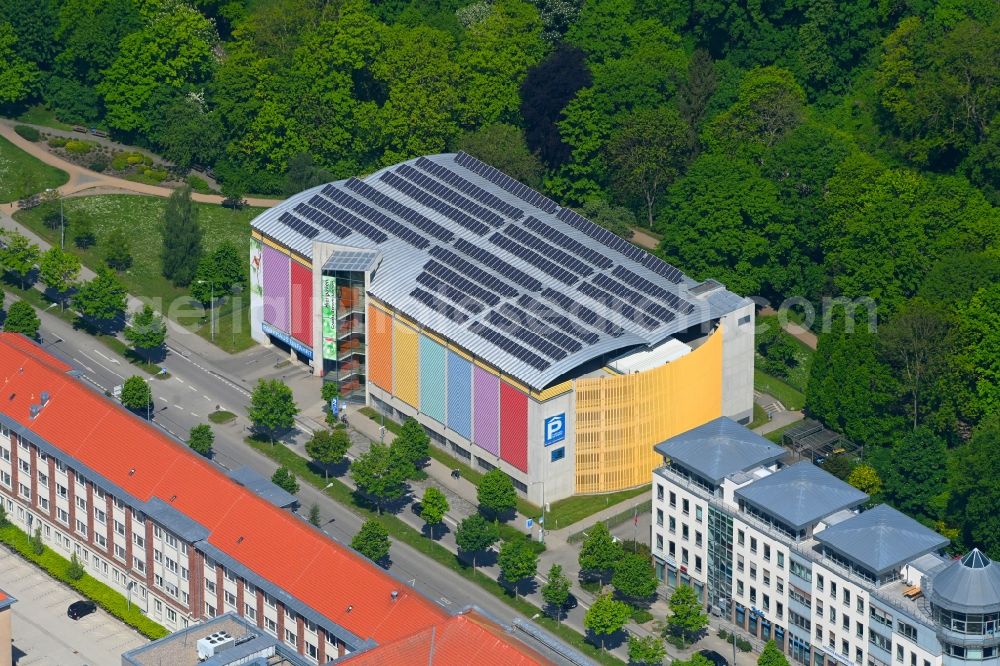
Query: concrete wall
[
  {"left": 0, "top": 605, "right": 10, "bottom": 666},
  {"left": 526, "top": 386, "right": 576, "bottom": 506},
  {"left": 720, "top": 301, "right": 755, "bottom": 424}
]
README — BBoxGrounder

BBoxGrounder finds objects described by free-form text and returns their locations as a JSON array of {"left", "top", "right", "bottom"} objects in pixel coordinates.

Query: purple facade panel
[
  {"left": 262, "top": 245, "right": 290, "bottom": 333},
  {"left": 472, "top": 366, "right": 500, "bottom": 457}
]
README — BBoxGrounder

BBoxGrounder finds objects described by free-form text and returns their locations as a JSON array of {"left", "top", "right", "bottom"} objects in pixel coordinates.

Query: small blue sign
[
  {"left": 330, "top": 398, "right": 339, "bottom": 414},
  {"left": 544, "top": 414, "right": 566, "bottom": 446},
  {"left": 526, "top": 518, "right": 533, "bottom": 529}
]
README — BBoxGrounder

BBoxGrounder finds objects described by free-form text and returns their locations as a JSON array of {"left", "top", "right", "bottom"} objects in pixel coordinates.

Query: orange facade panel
[
  {"left": 393, "top": 320, "right": 419, "bottom": 409},
  {"left": 574, "top": 327, "right": 724, "bottom": 494},
  {"left": 368, "top": 305, "right": 393, "bottom": 392}
]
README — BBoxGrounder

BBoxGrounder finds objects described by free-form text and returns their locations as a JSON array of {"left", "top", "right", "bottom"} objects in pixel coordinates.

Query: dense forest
[{"left": 0, "top": 0, "right": 998, "bottom": 554}]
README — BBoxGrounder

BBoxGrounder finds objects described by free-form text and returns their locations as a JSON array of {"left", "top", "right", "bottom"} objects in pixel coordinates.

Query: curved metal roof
[
  {"left": 654, "top": 416, "right": 786, "bottom": 484},
  {"left": 251, "top": 153, "right": 748, "bottom": 390},
  {"left": 928, "top": 549, "right": 1000, "bottom": 614}
]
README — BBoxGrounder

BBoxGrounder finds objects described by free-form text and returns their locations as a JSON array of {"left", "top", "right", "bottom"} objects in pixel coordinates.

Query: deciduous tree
[
  {"left": 477, "top": 468, "right": 517, "bottom": 521},
  {"left": 579, "top": 521, "right": 623, "bottom": 582},
  {"left": 305, "top": 429, "right": 351, "bottom": 479},
  {"left": 0, "top": 231, "right": 39, "bottom": 290},
  {"left": 124, "top": 304, "right": 166, "bottom": 363},
  {"left": 456, "top": 124, "right": 544, "bottom": 187},
  {"left": 248, "top": 379, "right": 299, "bottom": 442},
  {"left": 541, "top": 563, "right": 571, "bottom": 622},
  {"left": 612, "top": 551, "right": 658, "bottom": 601},
  {"left": 3, "top": 301, "right": 39, "bottom": 339},
  {"left": 666, "top": 584, "right": 708, "bottom": 646},
  {"left": 498, "top": 538, "right": 538, "bottom": 598},
  {"left": 584, "top": 593, "right": 630, "bottom": 650},
  {"left": 39, "top": 247, "right": 80, "bottom": 309},
  {"left": 350, "top": 443, "right": 412, "bottom": 513},
  {"left": 628, "top": 634, "right": 667, "bottom": 666},
  {"left": 73, "top": 268, "right": 127, "bottom": 329},
  {"left": 420, "top": 487, "right": 449, "bottom": 539},
  {"left": 0, "top": 22, "right": 39, "bottom": 104},
  {"left": 351, "top": 518, "right": 390, "bottom": 564},
  {"left": 187, "top": 424, "right": 214, "bottom": 457},
  {"left": 270, "top": 466, "right": 299, "bottom": 494},
  {"left": 847, "top": 464, "right": 882, "bottom": 499},
  {"left": 759, "top": 639, "right": 791, "bottom": 666},
  {"left": 103, "top": 228, "right": 133, "bottom": 272},
  {"left": 120, "top": 375, "right": 151, "bottom": 412},
  {"left": 455, "top": 513, "right": 499, "bottom": 570},
  {"left": 392, "top": 419, "right": 429, "bottom": 469}
]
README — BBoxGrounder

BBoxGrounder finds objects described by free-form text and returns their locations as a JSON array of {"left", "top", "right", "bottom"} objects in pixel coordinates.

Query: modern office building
[
  {"left": 651, "top": 417, "right": 998, "bottom": 666},
  {"left": 249, "top": 152, "right": 754, "bottom": 502},
  {"left": 0, "top": 333, "right": 580, "bottom": 664}
]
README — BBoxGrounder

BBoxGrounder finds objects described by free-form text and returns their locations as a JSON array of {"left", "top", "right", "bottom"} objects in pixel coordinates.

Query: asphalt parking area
[{"left": 0, "top": 548, "right": 148, "bottom": 665}]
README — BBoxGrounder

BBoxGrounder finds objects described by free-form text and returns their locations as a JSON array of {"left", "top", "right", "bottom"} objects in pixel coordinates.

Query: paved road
[{"left": 0, "top": 548, "right": 147, "bottom": 665}]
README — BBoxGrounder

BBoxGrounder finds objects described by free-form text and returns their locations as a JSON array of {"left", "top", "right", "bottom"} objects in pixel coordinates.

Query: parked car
[
  {"left": 562, "top": 592, "right": 578, "bottom": 610},
  {"left": 67, "top": 600, "right": 97, "bottom": 620},
  {"left": 699, "top": 650, "right": 729, "bottom": 666}
]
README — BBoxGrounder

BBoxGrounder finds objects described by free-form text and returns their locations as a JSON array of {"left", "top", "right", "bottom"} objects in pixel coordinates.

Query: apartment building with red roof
[{"left": 0, "top": 333, "right": 582, "bottom": 664}]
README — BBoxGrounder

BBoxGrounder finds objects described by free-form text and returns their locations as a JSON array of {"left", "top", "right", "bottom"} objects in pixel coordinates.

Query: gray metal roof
[
  {"left": 735, "top": 461, "right": 869, "bottom": 530},
  {"left": 815, "top": 504, "right": 948, "bottom": 576},
  {"left": 928, "top": 549, "right": 1000, "bottom": 613},
  {"left": 228, "top": 466, "right": 298, "bottom": 509},
  {"left": 251, "top": 153, "right": 749, "bottom": 390},
  {"left": 654, "top": 417, "right": 785, "bottom": 484}
]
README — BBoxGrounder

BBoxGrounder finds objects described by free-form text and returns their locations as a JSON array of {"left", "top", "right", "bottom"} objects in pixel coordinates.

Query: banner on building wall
[
  {"left": 250, "top": 238, "right": 263, "bottom": 297},
  {"left": 321, "top": 275, "right": 337, "bottom": 360},
  {"left": 263, "top": 322, "right": 313, "bottom": 359}
]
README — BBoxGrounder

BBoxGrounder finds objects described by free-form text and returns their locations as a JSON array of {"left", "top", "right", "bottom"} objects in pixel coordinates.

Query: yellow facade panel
[
  {"left": 531, "top": 380, "right": 573, "bottom": 402},
  {"left": 574, "top": 328, "right": 724, "bottom": 494},
  {"left": 393, "top": 320, "right": 420, "bottom": 409}
]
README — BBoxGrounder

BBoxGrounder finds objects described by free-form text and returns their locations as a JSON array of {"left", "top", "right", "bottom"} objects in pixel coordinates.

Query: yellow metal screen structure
[
  {"left": 574, "top": 327, "right": 724, "bottom": 493},
  {"left": 393, "top": 319, "right": 420, "bottom": 408}
]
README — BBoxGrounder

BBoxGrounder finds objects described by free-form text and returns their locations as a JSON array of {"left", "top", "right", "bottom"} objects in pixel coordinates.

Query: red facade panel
[
  {"left": 499, "top": 382, "right": 528, "bottom": 473},
  {"left": 290, "top": 260, "right": 312, "bottom": 345}
]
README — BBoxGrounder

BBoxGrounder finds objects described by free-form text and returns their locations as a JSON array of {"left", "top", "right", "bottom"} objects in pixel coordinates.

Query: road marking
[
  {"left": 190, "top": 411, "right": 198, "bottom": 416},
  {"left": 80, "top": 350, "right": 124, "bottom": 380},
  {"left": 92, "top": 349, "right": 121, "bottom": 365},
  {"left": 174, "top": 403, "right": 184, "bottom": 409},
  {"left": 188, "top": 385, "right": 197, "bottom": 392},
  {"left": 72, "top": 357, "right": 95, "bottom": 373},
  {"left": 203, "top": 394, "right": 211, "bottom": 400},
  {"left": 175, "top": 377, "right": 184, "bottom": 383},
  {"left": 438, "top": 597, "right": 452, "bottom": 606}
]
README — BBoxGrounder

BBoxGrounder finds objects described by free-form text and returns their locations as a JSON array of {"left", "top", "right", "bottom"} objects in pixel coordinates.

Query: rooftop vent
[
  {"left": 346, "top": 605, "right": 353, "bottom": 613},
  {"left": 391, "top": 590, "right": 398, "bottom": 602},
  {"left": 197, "top": 630, "right": 235, "bottom": 661},
  {"left": 40, "top": 391, "right": 49, "bottom": 405},
  {"left": 128, "top": 468, "right": 136, "bottom": 476},
  {"left": 29, "top": 404, "right": 41, "bottom": 419},
  {"left": 236, "top": 536, "right": 244, "bottom": 544}
]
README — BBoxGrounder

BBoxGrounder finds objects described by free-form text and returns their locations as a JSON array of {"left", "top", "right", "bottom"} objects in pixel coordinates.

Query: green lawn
[
  {"left": 748, "top": 402, "right": 769, "bottom": 429},
  {"left": 13, "top": 194, "right": 262, "bottom": 352},
  {"left": 756, "top": 314, "right": 815, "bottom": 393},
  {"left": 754, "top": 369, "right": 806, "bottom": 411},
  {"left": 13, "top": 105, "right": 76, "bottom": 131},
  {"left": 545, "top": 486, "right": 648, "bottom": 531},
  {"left": 0, "top": 135, "right": 68, "bottom": 202},
  {"left": 764, "top": 422, "right": 799, "bottom": 445}
]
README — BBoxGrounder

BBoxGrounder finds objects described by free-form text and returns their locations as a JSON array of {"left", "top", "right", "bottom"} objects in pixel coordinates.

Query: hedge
[
  {"left": 0, "top": 523, "right": 168, "bottom": 639},
  {"left": 14, "top": 125, "right": 40, "bottom": 142}
]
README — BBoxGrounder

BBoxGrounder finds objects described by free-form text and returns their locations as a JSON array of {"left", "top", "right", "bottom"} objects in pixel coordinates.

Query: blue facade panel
[
  {"left": 419, "top": 335, "right": 446, "bottom": 424},
  {"left": 446, "top": 351, "right": 472, "bottom": 439}
]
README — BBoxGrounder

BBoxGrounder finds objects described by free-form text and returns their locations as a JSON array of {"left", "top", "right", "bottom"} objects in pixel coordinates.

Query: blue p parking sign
[{"left": 544, "top": 414, "right": 565, "bottom": 446}]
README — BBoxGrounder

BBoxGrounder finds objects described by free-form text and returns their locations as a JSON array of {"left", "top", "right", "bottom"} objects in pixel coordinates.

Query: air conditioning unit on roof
[{"left": 197, "top": 630, "right": 235, "bottom": 660}]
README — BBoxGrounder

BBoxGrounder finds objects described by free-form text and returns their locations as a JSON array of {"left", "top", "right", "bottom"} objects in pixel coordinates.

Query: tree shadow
[
  {"left": 421, "top": 522, "right": 452, "bottom": 541},
  {"left": 479, "top": 505, "right": 517, "bottom": 524},
  {"left": 513, "top": 577, "right": 539, "bottom": 598},
  {"left": 585, "top": 627, "right": 629, "bottom": 651}
]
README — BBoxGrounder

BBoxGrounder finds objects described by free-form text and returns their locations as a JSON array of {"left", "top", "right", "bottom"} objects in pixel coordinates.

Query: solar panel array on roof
[
  {"left": 468, "top": 320, "right": 550, "bottom": 370},
  {"left": 612, "top": 265, "right": 695, "bottom": 314},
  {"left": 277, "top": 211, "right": 320, "bottom": 239},
  {"left": 341, "top": 178, "right": 446, "bottom": 248},
  {"left": 521, "top": 216, "right": 613, "bottom": 269},
  {"left": 578, "top": 280, "right": 660, "bottom": 330},
  {"left": 455, "top": 152, "right": 559, "bottom": 213},
  {"left": 488, "top": 232, "right": 578, "bottom": 286},
  {"left": 396, "top": 164, "right": 505, "bottom": 227},
  {"left": 415, "top": 157, "right": 524, "bottom": 220},
  {"left": 453, "top": 239, "right": 542, "bottom": 292},
  {"left": 517, "top": 294, "right": 601, "bottom": 345},
  {"left": 316, "top": 187, "right": 390, "bottom": 243},
  {"left": 556, "top": 207, "right": 684, "bottom": 283},
  {"left": 540, "top": 287, "right": 624, "bottom": 337},
  {"left": 423, "top": 260, "right": 501, "bottom": 306},
  {"left": 410, "top": 288, "right": 469, "bottom": 324},
  {"left": 502, "top": 224, "right": 594, "bottom": 277},
  {"left": 498, "top": 303, "right": 583, "bottom": 353},
  {"left": 379, "top": 171, "right": 491, "bottom": 236},
  {"left": 416, "top": 272, "right": 485, "bottom": 314},
  {"left": 428, "top": 246, "right": 519, "bottom": 298},
  {"left": 593, "top": 273, "right": 677, "bottom": 323},
  {"left": 484, "top": 311, "right": 568, "bottom": 360},
  {"left": 294, "top": 202, "right": 352, "bottom": 238}
]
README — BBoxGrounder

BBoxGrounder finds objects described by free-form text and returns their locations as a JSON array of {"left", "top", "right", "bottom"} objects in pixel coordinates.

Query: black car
[
  {"left": 563, "top": 593, "right": 578, "bottom": 610},
  {"left": 699, "top": 650, "right": 730, "bottom": 666},
  {"left": 67, "top": 600, "right": 97, "bottom": 620}
]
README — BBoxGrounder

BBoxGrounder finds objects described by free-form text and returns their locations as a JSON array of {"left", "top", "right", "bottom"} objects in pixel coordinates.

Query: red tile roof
[
  {"left": 340, "top": 611, "right": 553, "bottom": 665},
  {"left": 0, "top": 333, "right": 447, "bottom": 643}
]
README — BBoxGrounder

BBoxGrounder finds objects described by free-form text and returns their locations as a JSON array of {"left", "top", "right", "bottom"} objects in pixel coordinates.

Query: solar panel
[
  {"left": 277, "top": 212, "right": 320, "bottom": 239},
  {"left": 377, "top": 171, "right": 490, "bottom": 236},
  {"left": 611, "top": 265, "right": 695, "bottom": 315},
  {"left": 539, "top": 288, "right": 624, "bottom": 337},
  {"left": 330, "top": 181, "right": 431, "bottom": 248},
  {"left": 578, "top": 281, "right": 660, "bottom": 330},
  {"left": 468, "top": 321, "right": 551, "bottom": 370},
  {"left": 415, "top": 156, "right": 524, "bottom": 219},
  {"left": 452, "top": 239, "right": 542, "bottom": 292},
  {"left": 592, "top": 273, "right": 677, "bottom": 323},
  {"left": 454, "top": 152, "right": 559, "bottom": 213},
  {"left": 521, "top": 216, "right": 613, "bottom": 269},
  {"left": 415, "top": 272, "right": 485, "bottom": 314},
  {"left": 498, "top": 303, "right": 583, "bottom": 353},
  {"left": 311, "top": 192, "right": 390, "bottom": 243},
  {"left": 410, "top": 288, "right": 469, "bottom": 324},
  {"left": 503, "top": 224, "right": 594, "bottom": 276},
  {"left": 484, "top": 311, "right": 568, "bottom": 360},
  {"left": 297, "top": 200, "right": 352, "bottom": 238},
  {"left": 556, "top": 207, "right": 684, "bottom": 282},
  {"left": 423, "top": 260, "right": 501, "bottom": 306},
  {"left": 517, "top": 294, "right": 601, "bottom": 345},
  {"left": 488, "top": 232, "right": 578, "bottom": 285},
  {"left": 396, "top": 164, "right": 505, "bottom": 226},
  {"left": 428, "top": 246, "right": 519, "bottom": 298}
]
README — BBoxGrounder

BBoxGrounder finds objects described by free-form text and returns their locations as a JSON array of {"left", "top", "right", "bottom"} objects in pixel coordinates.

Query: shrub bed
[
  {"left": 0, "top": 523, "right": 168, "bottom": 638},
  {"left": 14, "top": 125, "right": 40, "bottom": 142},
  {"left": 64, "top": 139, "right": 93, "bottom": 155}
]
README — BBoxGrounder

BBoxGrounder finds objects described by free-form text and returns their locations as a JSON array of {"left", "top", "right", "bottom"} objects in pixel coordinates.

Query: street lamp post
[
  {"left": 529, "top": 481, "right": 546, "bottom": 544},
  {"left": 44, "top": 189, "right": 65, "bottom": 249}
]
